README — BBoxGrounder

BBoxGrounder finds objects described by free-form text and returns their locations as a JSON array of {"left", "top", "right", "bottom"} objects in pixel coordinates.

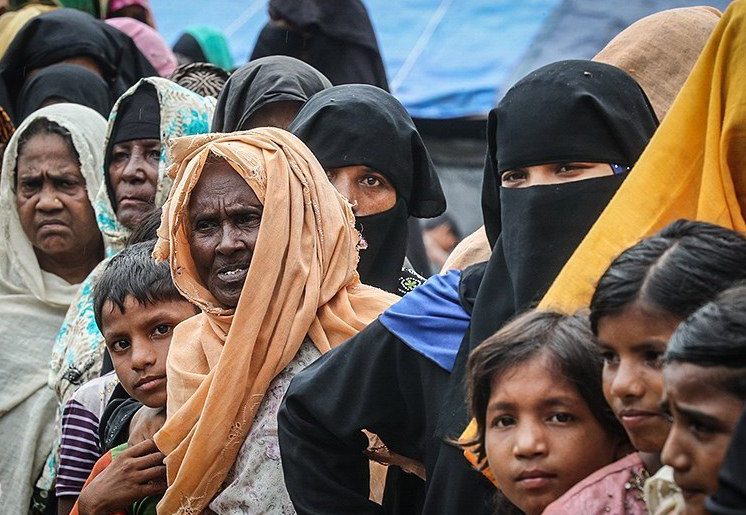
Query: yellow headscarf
[
  {"left": 152, "top": 128, "right": 397, "bottom": 512},
  {"left": 538, "top": 0, "right": 746, "bottom": 314}
]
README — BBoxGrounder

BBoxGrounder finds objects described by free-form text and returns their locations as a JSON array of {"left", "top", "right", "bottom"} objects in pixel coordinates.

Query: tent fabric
[{"left": 151, "top": 0, "right": 731, "bottom": 119}]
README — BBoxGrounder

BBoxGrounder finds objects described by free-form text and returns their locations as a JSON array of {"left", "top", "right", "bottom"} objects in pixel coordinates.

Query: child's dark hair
[
  {"left": 14, "top": 117, "right": 79, "bottom": 185},
  {"left": 589, "top": 220, "right": 746, "bottom": 334},
  {"left": 665, "top": 285, "right": 746, "bottom": 399},
  {"left": 93, "top": 240, "right": 189, "bottom": 331},
  {"left": 465, "top": 309, "right": 626, "bottom": 464}
]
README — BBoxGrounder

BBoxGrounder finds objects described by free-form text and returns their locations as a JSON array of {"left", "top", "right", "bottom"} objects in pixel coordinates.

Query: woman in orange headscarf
[{"left": 152, "top": 128, "right": 396, "bottom": 513}]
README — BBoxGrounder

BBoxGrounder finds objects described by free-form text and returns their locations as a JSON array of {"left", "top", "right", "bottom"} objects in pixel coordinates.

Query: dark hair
[
  {"left": 125, "top": 206, "right": 163, "bottom": 246},
  {"left": 665, "top": 285, "right": 746, "bottom": 399},
  {"left": 465, "top": 310, "right": 626, "bottom": 464},
  {"left": 589, "top": 220, "right": 746, "bottom": 334},
  {"left": 15, "top": 117, "right": 79, "bottom": 183},
  {"left": 93, "top": 240, "right": 189, "bottom": 331},
  {"left": 423, "top": 213, "right": 461, "bottom": 239}
]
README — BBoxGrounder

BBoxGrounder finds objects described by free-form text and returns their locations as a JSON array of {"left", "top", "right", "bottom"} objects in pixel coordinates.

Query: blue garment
[{"left": 379, "top": 270, "right": 470, "bottom": 372}]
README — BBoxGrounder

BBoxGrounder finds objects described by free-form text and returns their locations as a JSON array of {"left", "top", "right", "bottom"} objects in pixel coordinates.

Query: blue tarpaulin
[{"left": 151, "top": 0, "right": 730, "bottom": 119}]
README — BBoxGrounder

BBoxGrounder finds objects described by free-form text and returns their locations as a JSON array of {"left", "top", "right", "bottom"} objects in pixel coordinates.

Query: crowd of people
[{"left": 0, "top": 0, "right": 745, "bottom": 514}]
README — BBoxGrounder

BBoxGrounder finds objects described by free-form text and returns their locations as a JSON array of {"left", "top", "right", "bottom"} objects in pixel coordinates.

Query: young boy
[{"left": 67, "top": 241, "right": 198, "bottom": 515}]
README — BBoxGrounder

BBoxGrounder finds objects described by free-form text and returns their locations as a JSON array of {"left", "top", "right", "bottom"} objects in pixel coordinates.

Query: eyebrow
[
  {"left": 596, "top": 339, "right": 668, "bottom": 351},
  {"left": 487, "top": 396, "right": 576, "bottom": 413},
  {"left": 672, "top": 402, "right": 723, "bottom": 428}
]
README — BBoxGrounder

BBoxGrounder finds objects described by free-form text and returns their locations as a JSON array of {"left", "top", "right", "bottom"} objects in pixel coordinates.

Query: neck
[
  {"left": 35, "top": 244, "right": 104, "bottom": 285},
  {"left": 639, "top": 452, "right": 662, "bottom": 474}
]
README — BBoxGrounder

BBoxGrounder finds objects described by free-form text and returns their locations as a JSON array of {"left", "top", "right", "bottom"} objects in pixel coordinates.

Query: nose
[
  {"left": 513, "top": 420, "right": 548, "bottom": 460},
  {"left": 609, "top": 359, "right": 646, "bottom": 402},
  {"left": 215, "top": 222, "right": 245, "bottom": 256},
  {"left": 661, "top": 424, "right": 691, "bottom": 473},
  {"left": 121, "top": 152, "right": 147, "bottom": 184},
  {"left": 36, "top": 183, "right": 63, "bottom": 212},
  {"left": 330, "top": 175, "right": 358, "bottom": 214},
  {"left": 129, "top": 339, "right": 157, "bottom": 371}
]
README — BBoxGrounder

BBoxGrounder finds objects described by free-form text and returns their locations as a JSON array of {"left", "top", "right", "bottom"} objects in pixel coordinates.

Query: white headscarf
[{"left": 0, "top": 103, "right": 106, "bottom": 513}]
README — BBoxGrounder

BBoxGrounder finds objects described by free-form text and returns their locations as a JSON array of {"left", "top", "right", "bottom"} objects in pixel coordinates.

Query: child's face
[
  {"left": 484, "top": 353, "right": 617, "bottom": 515},
  {"left": 661, "top": 363, "right": 744, "bottom": 514},
  {"left": 596, "top": 302, "right": 681, "bottom": 453},
  {"left": 102, "top": 296, "right": 197, "bottom": 408}
]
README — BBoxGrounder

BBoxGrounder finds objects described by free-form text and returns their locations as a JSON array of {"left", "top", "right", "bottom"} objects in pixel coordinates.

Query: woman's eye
[
  {"left": 549, "top": 412, "right": 575, "bottom": 424},
  {"left": 501, "top": 171, "right": 526, "bottom": 184},
  {"left": 360, "top": 175, "right": 382, "bottom": 187},
  {"left": 112, "top": 152, "right": 128, "bottom": 162},
  {"left": 110, "top": 339, "right": 130, "bottom": 352},
  {"left": 194, "top": 219, "right": 217, "bottom": 231},
  {"left": 19, "top": 180, "right": 41, "bottom": 192},
  {"left": 148, "top": 150, "right": 161, "bottom": 160},
  {"left": 490, "top": 415, "right": 516, "bottom": 429},
  {"left": 153, "top": 324, "right": 172, "bottom": 337},
  {"left": 236, "top": 213, "right": 259, "bottom": 226}
]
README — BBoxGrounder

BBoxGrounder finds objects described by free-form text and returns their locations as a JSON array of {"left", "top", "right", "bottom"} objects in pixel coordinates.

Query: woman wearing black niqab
[
  {"left": 0, "top": 8, "right": 156, "bottom": 123},
  {"left": 289, "top": 84, "right": 446, "bottom": 295},
  {"left": 211, "top": 55, "right": 331, "bottom": 132},
  {"left": 278, "top": 60, "right": 658, "bottom": 515},
  {"left": 16, "top": 63, "right": 112, "bottom": 122},
  {"left": 250, "top": 0, "right": 389, "bottom": 91}
]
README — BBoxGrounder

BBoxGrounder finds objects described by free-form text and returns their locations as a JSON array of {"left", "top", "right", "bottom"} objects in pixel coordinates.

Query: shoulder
[
  {"left": 68, "top": 371, "right": 119, "bottom": 417},
  {"left": 543, "top": 453, "right": 648, "bottom": 514},
  {"left": 380, "top": 270, "right": 471, "bottom": 372},
  {"left": 397, "top": 267, "right": 427, "bottom": 295}
]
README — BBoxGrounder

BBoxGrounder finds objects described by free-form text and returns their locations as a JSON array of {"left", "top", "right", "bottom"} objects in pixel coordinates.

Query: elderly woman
[
  {"left": 0, "top": 103, "right": 106, "bottom": 513},
  {"left": 289, "top": 85, "right": 446, "bottom": 294},
  {"left": 41, "top": 77, "right": 214, "bottom": 502},
  {"left": 151, "top": 128, "right": 396, "bottom": 512}
]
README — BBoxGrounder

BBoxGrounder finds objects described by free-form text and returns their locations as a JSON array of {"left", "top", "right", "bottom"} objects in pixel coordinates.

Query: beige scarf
[{"left": 153, "top": 128, "right": 397, "bottom": 513}]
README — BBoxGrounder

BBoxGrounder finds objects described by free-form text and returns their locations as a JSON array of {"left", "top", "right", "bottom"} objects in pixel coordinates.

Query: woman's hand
[
  {"left": 77, "top": 439, "right": 166, "bottom": 515},
  {"left": 128, "top": 406, "right": 167, "bottom": 445}
]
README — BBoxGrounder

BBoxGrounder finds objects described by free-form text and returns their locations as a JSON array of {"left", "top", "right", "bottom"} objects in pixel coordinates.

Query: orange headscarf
[{"left": 152, "top": 128, "right": 397, "bottom": 513}]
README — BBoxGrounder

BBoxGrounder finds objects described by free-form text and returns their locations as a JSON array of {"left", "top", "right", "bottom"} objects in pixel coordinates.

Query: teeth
[{"left": 223, "top": 268, "right": 245, "bottom": 276}]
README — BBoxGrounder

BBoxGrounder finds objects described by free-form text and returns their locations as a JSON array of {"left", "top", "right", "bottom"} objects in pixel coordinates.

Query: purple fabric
[{"left": 56, "top": 400, "right": 102, "bottom": 497}]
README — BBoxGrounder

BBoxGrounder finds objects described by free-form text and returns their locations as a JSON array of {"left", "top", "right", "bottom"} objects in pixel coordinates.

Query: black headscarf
[
  {"left": 211, "top": 55, "right": 331, "bottom": 132},
  {"left": 289, "top": 84, "right": 445, "bottom": 292},
  {"left": 172, "top": 33, "right": 207, "bottom": 64},
  {"left": 104, "top": 82, "right": 160, "bottom": 208},
  {"left": 16, "top": 63, "right": 112, "bottom": 121},
  {"left": 250, "top": 0, "right": 389, "bottom": 91},
  {"left": 0, "top": 8, "right": 157, "bottom": 123},
  {"left": 439, "top": 60, "right": 659, "bottom": 438}
]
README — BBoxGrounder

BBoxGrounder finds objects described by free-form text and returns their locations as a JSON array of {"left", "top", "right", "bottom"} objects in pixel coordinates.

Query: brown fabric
[
  {"left": 0, "top": 105, "right": 13, "bottom": 144},
  {"left": 152, "top": 128, "right": 397, "bottom": 513},
  {"left": 594, "top": 6, "right": 721, "bottom": 120},
  {"left": 440, "top": 225, "right": 491, "bottom": 272}
]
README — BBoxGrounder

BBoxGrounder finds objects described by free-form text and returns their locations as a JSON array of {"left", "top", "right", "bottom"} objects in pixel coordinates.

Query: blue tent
[{"left": 152, "top": 0, "right": 729, "bottom": 119}]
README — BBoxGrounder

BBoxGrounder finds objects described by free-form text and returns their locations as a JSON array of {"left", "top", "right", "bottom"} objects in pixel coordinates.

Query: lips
[
  {"left": 215, "top": 263, "right": 249, "bottom": 284},
  {"left": 118, "top": 196, "right": 151, "bottom": 208},
  {"left": 618, "top": 408, "right": 666, "bottom": 429},
  {"left": 514, "top": 469, "right": 557, "bottom": 490},
  {"left": 134, "top": 375, "right": 166, "bottom": 392},
  {"left": 36, "top": 218, "right": 68, "bottom": 231}
]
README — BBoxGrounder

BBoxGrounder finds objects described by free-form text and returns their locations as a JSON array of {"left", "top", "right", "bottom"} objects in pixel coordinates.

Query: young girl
[
  {"left": 544, "top": 220, "right": 746, "bottom": 514},
  {"left": 466, "top": 310, "right": 627, "bottom": 515},
  {"left": 661, "top": 285, "right": 746, "bottom": 514}
]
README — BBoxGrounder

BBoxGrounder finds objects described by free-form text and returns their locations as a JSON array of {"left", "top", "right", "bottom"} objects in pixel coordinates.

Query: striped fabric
[{"left": 56, "top": 400, "right": 102, "bottom": 497}]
